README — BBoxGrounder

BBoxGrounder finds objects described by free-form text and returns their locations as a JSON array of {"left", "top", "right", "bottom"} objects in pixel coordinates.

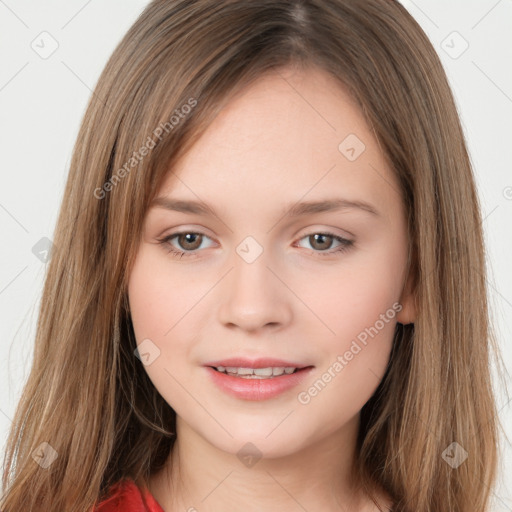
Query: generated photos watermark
[
  {"left": 94, "top": 97, "right": 198, "bottom": 199},
  {"left": 297, "top": 301, "right": 402, "bottom": 405}
]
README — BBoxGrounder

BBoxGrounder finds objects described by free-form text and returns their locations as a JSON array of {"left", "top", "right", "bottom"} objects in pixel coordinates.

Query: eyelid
[
  {"left": 295, "top": 224, "right": 355, "bottom": 240},
  {"left": 156, "top": 224, "right": 217, "bottom": 239}
]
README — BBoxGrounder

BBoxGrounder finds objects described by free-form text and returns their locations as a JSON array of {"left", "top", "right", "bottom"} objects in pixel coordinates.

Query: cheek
[
  {"left": 325, "top": 286, "right": 396, "bottom": 387},
  {"left": 301, "top": 244, "right": 404, "bottom": 343},
  {"left": 293, "top": 238, "right": 405, "bottom": 401},
  {"left": 294, "top": 262, "right": 401, "bottom": 419},
  {"left": 128, "top": 246, "right": 202, "bottom": 342},
  {"left": 331, "top": 266, "right": 400, "bottom": 346},
  {"left": 126, "top": 247, "right": 207, "bottom": 410},
  {"left": 127, "top": 248, "right": 203, "bottom": 409}
]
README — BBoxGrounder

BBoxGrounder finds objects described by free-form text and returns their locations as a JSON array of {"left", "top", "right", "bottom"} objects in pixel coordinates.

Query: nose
[{"left": 217, "top": 249, "right": 293, "bottom": 333}]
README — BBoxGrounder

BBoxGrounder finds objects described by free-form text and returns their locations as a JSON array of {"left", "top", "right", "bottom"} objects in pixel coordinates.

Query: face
[{"left": 128, "top": 65, "right": 414, "bottom": 458}]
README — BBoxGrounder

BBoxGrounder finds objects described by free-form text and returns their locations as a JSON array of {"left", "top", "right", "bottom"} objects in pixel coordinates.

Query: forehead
[{"left": 156, "top": 66, "right": 401, "bottom": 221}]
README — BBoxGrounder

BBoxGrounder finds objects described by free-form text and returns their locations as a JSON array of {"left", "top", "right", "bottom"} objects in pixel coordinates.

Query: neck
[{"left": 149, "top": 413, "right": 387, "bottom": 512}]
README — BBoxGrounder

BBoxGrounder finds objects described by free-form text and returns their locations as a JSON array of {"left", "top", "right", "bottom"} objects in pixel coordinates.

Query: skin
[{"left": 127, "top": 64, "right": 416, "bottom": 512}]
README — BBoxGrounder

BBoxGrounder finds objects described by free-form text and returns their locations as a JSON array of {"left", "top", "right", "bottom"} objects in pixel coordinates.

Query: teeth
[
  {"left": 254, "top": 368, "right": 273, "bottom": 377},
  {"left": 214, "top": 366, "right": 298, "bottom": 378}
]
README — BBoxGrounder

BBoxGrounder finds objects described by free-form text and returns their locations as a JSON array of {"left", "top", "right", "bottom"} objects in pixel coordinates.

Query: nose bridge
[{"left": 217, "top": 237, "right": 292, "bottom": 331}]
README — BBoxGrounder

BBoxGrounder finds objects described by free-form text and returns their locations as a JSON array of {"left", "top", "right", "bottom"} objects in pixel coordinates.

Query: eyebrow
[{"left": 150, "top": 197, "right": 380, "bottom": 218}]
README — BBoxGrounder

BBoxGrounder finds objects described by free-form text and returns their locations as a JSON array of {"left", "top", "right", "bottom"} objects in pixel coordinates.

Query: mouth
[{"left": 205, "top": 364, "right": 315, "bottom": 401}]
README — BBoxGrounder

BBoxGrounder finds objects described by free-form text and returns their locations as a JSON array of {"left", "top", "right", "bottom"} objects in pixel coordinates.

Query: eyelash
[{"left": 157, "top": 231, "right": 354, "bottom": 259}]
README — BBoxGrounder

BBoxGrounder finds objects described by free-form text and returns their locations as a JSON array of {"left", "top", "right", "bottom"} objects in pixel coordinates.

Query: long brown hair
[{"left": 1, "top": 1, "right": 505, "bottom": 510}]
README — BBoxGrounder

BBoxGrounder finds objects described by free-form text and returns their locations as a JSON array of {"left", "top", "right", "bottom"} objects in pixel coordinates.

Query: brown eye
[
  {"left": 308, "top": 233, "right": 335, "bottom": 251},
  {"left": 296, "top": 232, "right": 354, "bottom": 257},
  {"left": 158, "top": 231, "right": 215, "bottom": 259},
  {"left": 176, "top": 233, "right": 203, "bottom": 250}
]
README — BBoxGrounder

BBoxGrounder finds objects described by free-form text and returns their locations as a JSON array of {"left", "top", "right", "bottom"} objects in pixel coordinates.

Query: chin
[{"left": 205, "top": 426, "right": 308, "bottom": 460}]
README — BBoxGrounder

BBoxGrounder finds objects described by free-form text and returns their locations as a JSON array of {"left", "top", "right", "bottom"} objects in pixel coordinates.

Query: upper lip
[{"left": 204, "top": 357, "right": 312, "bottom": 369}]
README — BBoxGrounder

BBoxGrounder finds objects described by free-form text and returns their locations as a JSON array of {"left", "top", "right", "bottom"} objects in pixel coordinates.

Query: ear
[{"left": 396, "top": 269, "right": 416, "bottom": 325}]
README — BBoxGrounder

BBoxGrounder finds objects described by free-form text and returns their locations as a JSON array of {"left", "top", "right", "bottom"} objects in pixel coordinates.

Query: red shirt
[{"left": 94, "top": 479, "right": 165, "bottom": 512}]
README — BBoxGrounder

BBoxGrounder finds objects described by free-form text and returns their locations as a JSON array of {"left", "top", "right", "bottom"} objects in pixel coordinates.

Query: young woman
[{"left": 1, "top": 1, "right": 504, "bottom": 511}]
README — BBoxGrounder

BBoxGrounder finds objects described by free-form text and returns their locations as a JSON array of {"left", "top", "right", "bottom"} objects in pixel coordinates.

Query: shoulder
[{"left": 94, "top": 478, "right": 165, "bottom": 512}]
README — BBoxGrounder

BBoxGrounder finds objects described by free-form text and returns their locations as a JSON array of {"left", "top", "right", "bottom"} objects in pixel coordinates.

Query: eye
[
  {"left": 158, "top": 232, "right": 214, "bottom": 259},
  {"left": 295, "top": 232, "right": 354, "bottom": 256}
]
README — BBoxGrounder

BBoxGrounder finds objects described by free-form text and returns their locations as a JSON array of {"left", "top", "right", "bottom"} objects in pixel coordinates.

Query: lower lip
[{"left": 205, "top": 366, "right": 314, "bottom": 401}]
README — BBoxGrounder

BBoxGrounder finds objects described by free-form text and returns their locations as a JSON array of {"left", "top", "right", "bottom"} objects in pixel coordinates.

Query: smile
[
  {"left": 212, "top": 366, "right": 299, "bottom": 378},
  {"left": 205, "top": 366, "right": 314, "bottom": 400}
]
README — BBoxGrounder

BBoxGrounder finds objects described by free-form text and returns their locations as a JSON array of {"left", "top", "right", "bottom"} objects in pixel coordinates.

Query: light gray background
[{"left": 1, "top": 0, "right": 511, "bottom": 508}]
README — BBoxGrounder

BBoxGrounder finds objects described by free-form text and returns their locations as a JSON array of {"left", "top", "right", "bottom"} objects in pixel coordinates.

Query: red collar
[{"left": 94, "top": 479, "right": 165, "bottom": 512}]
